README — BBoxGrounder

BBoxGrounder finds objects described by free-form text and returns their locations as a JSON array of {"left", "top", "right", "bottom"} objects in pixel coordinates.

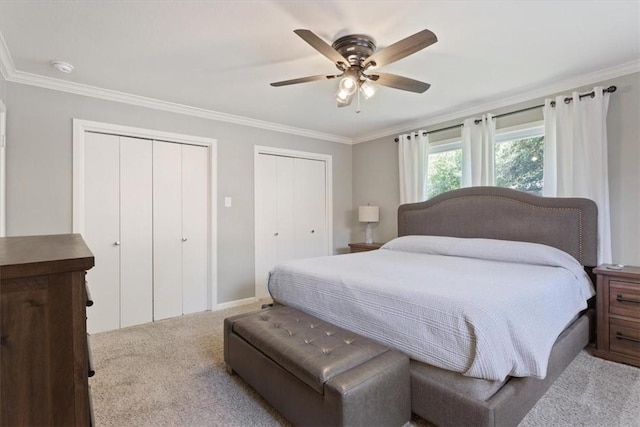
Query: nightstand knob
[
  {"left": 616, "top": 332, "right": 640, "bottom": 343},
  {"left": 616, "top": 294, "right": 640, "bottom": 305}
]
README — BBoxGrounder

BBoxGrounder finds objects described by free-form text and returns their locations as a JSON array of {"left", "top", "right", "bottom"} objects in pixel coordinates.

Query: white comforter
[{"left": 267, "top": 236, "right": 594, "bottom": 381}]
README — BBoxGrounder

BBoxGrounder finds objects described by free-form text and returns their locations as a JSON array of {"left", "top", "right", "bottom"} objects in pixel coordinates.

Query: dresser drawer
[
  {"left": 609, "top": 280, "right": 640, "bottom": 319},
  {"left": 609, "top": 318, "right": 640, "bottom": 358}
]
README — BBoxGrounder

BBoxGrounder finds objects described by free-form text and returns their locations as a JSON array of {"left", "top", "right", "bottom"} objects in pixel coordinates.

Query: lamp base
[{"left": 364, "top": 223, "right": 374, "bottom": 244}]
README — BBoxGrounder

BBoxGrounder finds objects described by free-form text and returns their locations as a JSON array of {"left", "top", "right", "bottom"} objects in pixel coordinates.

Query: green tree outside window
[{"left": 495, "top": 136, "right": 544, "bottom": 195}]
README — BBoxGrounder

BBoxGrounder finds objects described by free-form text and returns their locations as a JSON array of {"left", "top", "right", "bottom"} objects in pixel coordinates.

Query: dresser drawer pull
[
  {"left": 87, "top": 333, "right": 95, "bottom": 377},
  {"left": 85, "top": 281, "right": 94, "bottom": 307},
  {"left": 616, "top": 332, "right": 640, "bottom": 343},
  {"left": 616, "top": 294, "right": 640, "bottom": 305}
]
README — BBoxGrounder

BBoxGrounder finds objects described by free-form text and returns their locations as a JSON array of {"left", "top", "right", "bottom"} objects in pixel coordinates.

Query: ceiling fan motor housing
[{"left": 331, "top": 34, "right": 376, "bottom": 68}]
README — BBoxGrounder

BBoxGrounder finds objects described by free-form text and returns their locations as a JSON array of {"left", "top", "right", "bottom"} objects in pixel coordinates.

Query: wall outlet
[{"left": 224, "top": 197, "right": 232, "bottom": 208}]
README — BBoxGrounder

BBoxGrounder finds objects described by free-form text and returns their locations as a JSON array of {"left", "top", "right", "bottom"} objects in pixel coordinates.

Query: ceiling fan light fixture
[
  {"left": 360, "top": 81, "right": 376, "bottom": 99},
  {"left": 337, "top": 97, "right": 351, "bottom": 107},
  {"left": 336, "top": 88, "right": 352, "bottom": 102},
  {"left": 338, "top": 76, "right": 358, "bottom": 95}
]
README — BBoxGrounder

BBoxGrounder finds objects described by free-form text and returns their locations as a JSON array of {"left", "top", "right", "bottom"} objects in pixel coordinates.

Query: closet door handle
[
  {"left": 114, "top": 241, "right": 121, "bottom": 246},
  {"left": 310, "top": 230, "right": 315, "bottom": 234},
  {"left": 182, "top": 237, "right": 188, "bottom": 242},
  {"left": 274, "top": 232, "right": 279, "bottom": 236}
]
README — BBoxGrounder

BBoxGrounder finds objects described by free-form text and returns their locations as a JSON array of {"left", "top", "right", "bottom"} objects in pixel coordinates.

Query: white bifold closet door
[
  {"left": 84, "top": 133, "right": 153, "bottom": 333},
  {"left": 84, "top": 133, "right": 208, "bottom": 333},
  {"left": 119, "top": 138, "right": 153, "bottom": 327},
  {"left": 153, "top": 141, "right": 208, "bottom": 320},
  {"left": 293, "top": 157, "right": 327, "bottom": 259},
  {"left": 255, "top": 153, "right": 328, "bottom": 298},
  {"left": 181, "top": 144, "right": 209, "bottom": 314}
]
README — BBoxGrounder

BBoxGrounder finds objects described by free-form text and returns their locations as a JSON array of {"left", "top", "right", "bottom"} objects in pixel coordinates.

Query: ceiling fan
[{"left": 270, "top": 29, "right": 438, "bottom": 108}]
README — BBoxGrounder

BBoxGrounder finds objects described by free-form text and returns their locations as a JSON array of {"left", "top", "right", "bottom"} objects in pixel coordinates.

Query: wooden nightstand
[
  {"left": 348, "top": 242, "right": 383, "bottom": 253},
  {"left": 593, "top": 264, "right": 640, "bottom": 367}
]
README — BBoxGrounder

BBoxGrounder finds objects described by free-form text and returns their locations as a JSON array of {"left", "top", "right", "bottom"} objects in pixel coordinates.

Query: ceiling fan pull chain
[{"left": 356, "top": 86, "right": 361, "bottom": 114}]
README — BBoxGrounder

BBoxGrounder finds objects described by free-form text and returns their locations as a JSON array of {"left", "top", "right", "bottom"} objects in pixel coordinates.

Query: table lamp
[{"left": 358, "top": 205, "right": 379, "bottom": 244}]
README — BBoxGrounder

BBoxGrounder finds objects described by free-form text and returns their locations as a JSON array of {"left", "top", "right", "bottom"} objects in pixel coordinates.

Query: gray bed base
[{"left": 410, "top": 311, "right": 594, "bottom": 426}]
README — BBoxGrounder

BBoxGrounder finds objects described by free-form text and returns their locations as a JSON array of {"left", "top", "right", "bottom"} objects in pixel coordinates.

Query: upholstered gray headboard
[{"left": 397, "top": 186, "right": 597, "bottom": 266}]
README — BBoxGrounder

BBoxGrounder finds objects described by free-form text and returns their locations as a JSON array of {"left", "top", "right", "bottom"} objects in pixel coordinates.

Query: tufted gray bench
[{"left": 224, "top": 305, "right": 410, "bottom": 426}]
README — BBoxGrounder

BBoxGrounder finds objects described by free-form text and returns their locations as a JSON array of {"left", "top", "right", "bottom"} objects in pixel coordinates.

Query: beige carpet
[{"left": 89, "top": 301, "right": 640, "bottom": 426}]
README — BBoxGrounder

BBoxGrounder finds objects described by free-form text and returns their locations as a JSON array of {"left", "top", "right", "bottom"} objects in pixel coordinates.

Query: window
[{"left": 425, "top": 124, "right": 544, "bottom": 199}]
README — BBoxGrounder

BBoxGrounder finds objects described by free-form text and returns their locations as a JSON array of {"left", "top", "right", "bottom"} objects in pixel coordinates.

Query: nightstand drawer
[
  {"left": 610, "top": 318, "right": 640, "bottom": 358},
  {"left": 609, "top": 281, "right": 640, "bottom": 319}
]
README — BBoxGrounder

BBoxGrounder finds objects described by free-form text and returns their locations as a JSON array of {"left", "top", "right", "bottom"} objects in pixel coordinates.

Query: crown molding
[
  {"left": 0, "top": 32, "right": 352, "bottom": 145},
  {"left": 352, "top": 59, "right": 640, "bottom": 144},
  {"left": 0, "top": 31, "right": 16, "bottom": 79}
]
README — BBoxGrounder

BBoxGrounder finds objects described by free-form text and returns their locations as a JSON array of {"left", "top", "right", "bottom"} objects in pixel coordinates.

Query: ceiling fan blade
[
  {"left": 270, "top": 74, "right": 339, "bottom": 87},
  {"left": 368, "top": 73, "right": 431, "bottom": 93},
  {"left": 294, "top": 29, "right": 348, "bottom": 67},
  {"left": 364, "top": 29, "right": 437, "bottom": 69}
]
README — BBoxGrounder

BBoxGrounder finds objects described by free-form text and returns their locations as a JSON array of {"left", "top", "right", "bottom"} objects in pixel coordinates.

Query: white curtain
[
  {"left": 543, "top": 86, "right": 612, "bottom": 264},
  {"left": 399, "top": 131, "right": 430, "bottom": 204},
  {"left": 461, "top": 113, "right": 496, "bottom": 187}
]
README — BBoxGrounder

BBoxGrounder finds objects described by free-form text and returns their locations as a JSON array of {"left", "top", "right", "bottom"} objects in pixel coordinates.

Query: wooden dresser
[
  {"left": 0, "top": 234, "right": 95, "bottom": 426},
  {"left": 593, "top": 264, "right": 640, "bottom": 367},
  {"left": 348, "top": 242, "right": 384, "bottom": 253}
]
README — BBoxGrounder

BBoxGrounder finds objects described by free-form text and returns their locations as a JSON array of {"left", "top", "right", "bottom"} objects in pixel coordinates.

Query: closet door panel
[
  {"left": 181, "top": 145, "right": 208, "bottom": 314},
  {"left": 294, "top": 158, "right": 327, "bottom": 259},
  {"left": 255, "top": 154, "right": 278, "bottom": 298},
  {"left": 119, "top": 137, "right": 153, "bottom": 328},
  {"left": 276, "top": 156, "right": 295, "bottom": 262},
  {"left": 153, "top": 141, "right": 183, "bottom": 320},
  {"left": 84, "top": 132, "right": 120, "bottom": 333}
]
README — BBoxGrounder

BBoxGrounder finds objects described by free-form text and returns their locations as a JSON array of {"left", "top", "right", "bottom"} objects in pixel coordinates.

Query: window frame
[{"left": 494, "top": 121, "right": 544, "bottom": 144}]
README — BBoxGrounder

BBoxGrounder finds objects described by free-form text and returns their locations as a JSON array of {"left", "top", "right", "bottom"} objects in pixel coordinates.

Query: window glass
[
  {"left": 426, "top": 147, "right": 462, "bottom": 199},
  {"left": 495, "top": 135, "right": 544, "bottom": 195}
]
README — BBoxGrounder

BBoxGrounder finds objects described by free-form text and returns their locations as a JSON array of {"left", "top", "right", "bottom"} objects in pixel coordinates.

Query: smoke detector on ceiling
[{"left": 50, "top": 60, "right": 74, "bottom": 74}]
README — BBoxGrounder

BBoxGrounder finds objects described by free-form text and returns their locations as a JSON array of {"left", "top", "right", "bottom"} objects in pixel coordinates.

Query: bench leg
[{"left": 226, "top": 363, "right": 235, "bottom": 375}]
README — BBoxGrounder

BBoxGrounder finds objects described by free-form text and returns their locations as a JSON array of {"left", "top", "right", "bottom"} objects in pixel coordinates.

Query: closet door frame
[
  {"left": 0, "top": 99, "right": 6, "bottom": 237},
  {"left": 254, "top": 145, "right": 333, "bottom": 299},
  {"left": 72, "top": 119, "right": 218, "bottom": 310}
]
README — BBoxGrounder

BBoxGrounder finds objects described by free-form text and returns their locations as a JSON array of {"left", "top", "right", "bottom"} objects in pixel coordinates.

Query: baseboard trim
[{"left": 214, "top": 297, "right": 258, "bottom": 311}]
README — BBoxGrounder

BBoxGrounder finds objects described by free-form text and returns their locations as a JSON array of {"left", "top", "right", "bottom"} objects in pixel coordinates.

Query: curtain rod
[{"left": 394, "top": 85, "right": 617, "bottom": 142}]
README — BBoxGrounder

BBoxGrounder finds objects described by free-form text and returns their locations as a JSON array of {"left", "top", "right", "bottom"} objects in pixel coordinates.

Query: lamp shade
[{"left": 358, "top": 205, "right": 379, "bottom": 223}]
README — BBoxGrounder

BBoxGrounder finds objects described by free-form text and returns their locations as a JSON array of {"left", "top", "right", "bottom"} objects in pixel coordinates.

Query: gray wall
[
  {"left": 2, "top": 80, "right": 352, "bottom": 303},
  {"left": 3, "top": 70, "right": 638, "bottom": 306},
  {"left": 353, "top": 72, "right": 640, "bottom": 266}
]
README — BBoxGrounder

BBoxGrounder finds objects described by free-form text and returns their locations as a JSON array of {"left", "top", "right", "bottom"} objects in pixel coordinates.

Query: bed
[{"left": 267, "top": 186, "right": 598, "bottom": 426}]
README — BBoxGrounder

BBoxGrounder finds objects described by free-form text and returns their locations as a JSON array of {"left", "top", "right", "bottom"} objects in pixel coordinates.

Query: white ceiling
[{"left": 1, "top": 1, "right": 639, "bottom": 143}]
